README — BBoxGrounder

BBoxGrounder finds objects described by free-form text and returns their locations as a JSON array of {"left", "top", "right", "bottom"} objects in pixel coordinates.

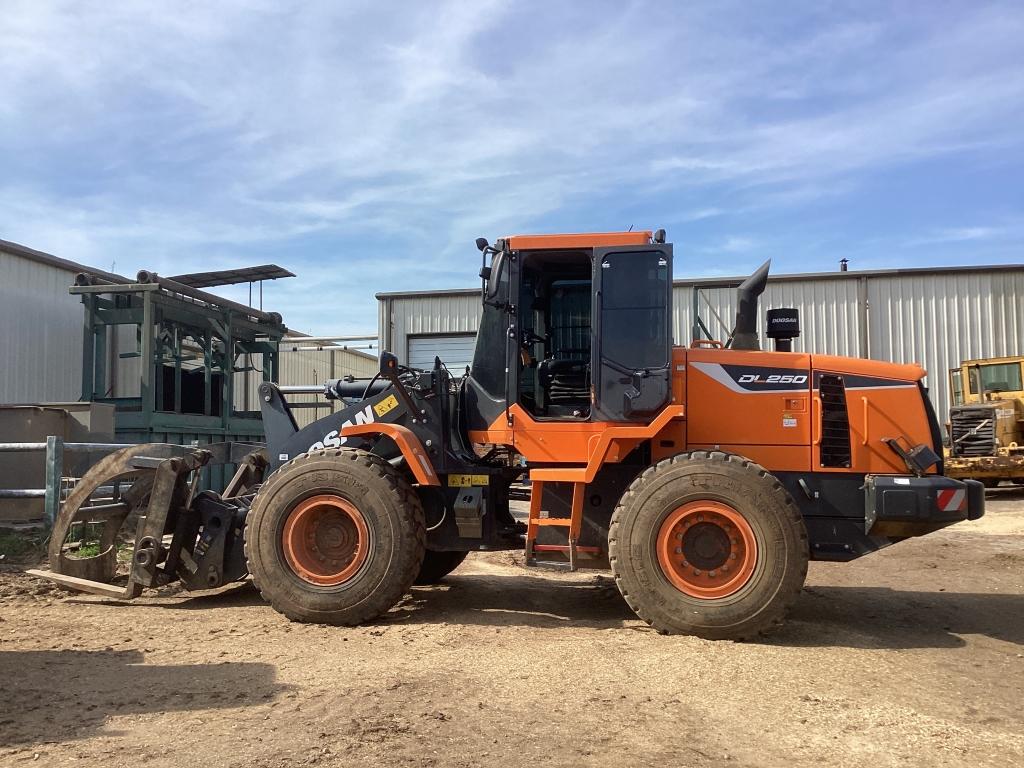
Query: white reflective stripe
[
  {"left": 940, "top": 488, "right": 966, "bottom": 511},
  {"left": 418, "top": 453, "right": 436, "bottom": 479}
]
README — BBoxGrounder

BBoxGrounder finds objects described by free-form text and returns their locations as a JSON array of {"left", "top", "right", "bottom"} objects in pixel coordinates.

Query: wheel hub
[
  {"left": 656, "top": 501, "right": 757, "bottom": 599},
  {"left": 681, "top": 521, "right": 732, "bottom": 570},
  {"left": 283, "top": 495, "right": 369, "bottom": 586}
]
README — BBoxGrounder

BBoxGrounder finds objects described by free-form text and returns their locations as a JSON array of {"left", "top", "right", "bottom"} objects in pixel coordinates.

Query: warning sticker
[
  {"left": 782, "top": 414, "right": 798, "bottom": 428},
  {"left": 448, "top": 474, "right": 489, "bottom": 487},
  {"left": 373, "top": 394, "right": 400, "bottom": 417}
]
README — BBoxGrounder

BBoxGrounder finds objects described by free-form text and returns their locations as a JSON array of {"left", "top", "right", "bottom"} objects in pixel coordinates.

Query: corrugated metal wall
[
  {"left": 0, "top": 251, "right": 83, "bottom": 403},
  {"left": 380, "top": 291, "right": 483, "bottom": 356},
  {"left": 678, "top": 279, "right": 864, "bottom": 358},
  {"left": 378, "top": 282, "right": 865, "bottom": 363},
  {"left": 866, "top": 270, "right": 1024, "bottom": 418},
  {"left": 378, "top": 267, "right": 1024, "bottom": 426},
  {"left": 271, "top": 346, "right": 378, "bottom": 428}
]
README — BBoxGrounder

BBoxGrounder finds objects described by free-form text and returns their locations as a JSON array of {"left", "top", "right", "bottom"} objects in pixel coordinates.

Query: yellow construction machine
[{"left": 946, "top": 355, "right": 1024, "bottom": 486}]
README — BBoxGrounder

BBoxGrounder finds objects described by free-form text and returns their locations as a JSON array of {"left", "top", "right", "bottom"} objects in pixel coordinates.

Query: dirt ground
[{"left": 2, "top": 491, "right": 1022, "bottom": 768}]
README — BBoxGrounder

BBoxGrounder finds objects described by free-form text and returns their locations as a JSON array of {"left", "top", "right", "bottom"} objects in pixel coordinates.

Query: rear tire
[
  {"left": 414, "top": 551, "right": 469, "bottom": 585},
  {"left": 244, "top": 449, "right": 425, "bottom": 625},
  {"left": 609, "top": 451, "right": 808, "bottom": 640}
]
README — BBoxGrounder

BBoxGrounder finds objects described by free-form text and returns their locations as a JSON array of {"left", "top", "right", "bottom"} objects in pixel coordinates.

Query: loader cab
[{"left": 464, "top": 231, "right": 673, "bottom": 430}]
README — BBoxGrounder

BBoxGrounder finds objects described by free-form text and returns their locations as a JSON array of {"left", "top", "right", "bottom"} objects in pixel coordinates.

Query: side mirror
[
  {"left": 379, "top": 351, "right": 400, "bottom": 378},
  {"left": 475, "top": 237, "right": 489, "bottom": 252},
  {"left": 484, "top": 253, "right": 506, "bottom": 301}
]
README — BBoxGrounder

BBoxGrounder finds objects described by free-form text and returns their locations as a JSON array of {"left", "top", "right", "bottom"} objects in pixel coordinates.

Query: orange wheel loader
[{"left": 35, "top": 230, "right": 983, "bottom": 639}]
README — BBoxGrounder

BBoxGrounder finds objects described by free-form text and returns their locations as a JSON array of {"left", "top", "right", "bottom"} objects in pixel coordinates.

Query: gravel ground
[{"left": 1, "top": 489, "right": 1022, "bottom": 768}]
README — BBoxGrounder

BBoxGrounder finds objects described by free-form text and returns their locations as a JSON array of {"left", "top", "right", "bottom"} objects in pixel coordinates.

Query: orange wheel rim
[
  {"left": 282, "top": 495, "right": 369, "bottom": 586},
  {"left": 656, "top": 501, "right": 757, "bottom": 599}
]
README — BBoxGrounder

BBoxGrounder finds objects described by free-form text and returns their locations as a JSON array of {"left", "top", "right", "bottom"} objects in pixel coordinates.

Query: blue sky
[{"left": 1, "top": 1, "right": 1022, "bottom": 335}]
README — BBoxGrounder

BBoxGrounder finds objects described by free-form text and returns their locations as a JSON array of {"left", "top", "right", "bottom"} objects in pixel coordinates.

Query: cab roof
[{"left": 505, "top": 231, "right": 653, "bottom": 250}]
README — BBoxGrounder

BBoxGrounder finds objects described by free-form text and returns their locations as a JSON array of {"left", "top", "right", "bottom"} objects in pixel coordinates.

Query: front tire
[
  {"left": 609, "top": 451, "right": 808, "bottom": 640},
  {"left": 245, "top": 449, "right": 425, "bottom": 625}
]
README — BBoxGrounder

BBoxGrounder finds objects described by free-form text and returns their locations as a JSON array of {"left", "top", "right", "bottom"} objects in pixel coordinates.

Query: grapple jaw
[{"left": 28, "top": 443, "right": 266, "bottom": 599}]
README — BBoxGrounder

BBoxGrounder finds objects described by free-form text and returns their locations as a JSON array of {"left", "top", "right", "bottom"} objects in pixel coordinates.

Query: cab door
[{"left": 591, "top": 246, "right": 673, "bottom": 422}]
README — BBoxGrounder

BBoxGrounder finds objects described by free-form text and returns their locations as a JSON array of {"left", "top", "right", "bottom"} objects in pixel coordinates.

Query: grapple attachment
[{"left": 28, "top": 442, "right": 267, "bottom": 599}]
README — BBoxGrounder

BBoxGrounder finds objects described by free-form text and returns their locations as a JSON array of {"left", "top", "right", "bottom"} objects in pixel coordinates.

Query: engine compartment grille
[
  {"left": 819, "top": 374, "right": 852, "bottom": 468},
  {"left": 950, "top": 405, "right": 997, "bottom": 457}
]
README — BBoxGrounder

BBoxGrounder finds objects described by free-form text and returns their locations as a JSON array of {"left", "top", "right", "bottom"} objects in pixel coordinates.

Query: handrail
[{"left": 0, "top": 438, "right": 135, "bottom": 526}]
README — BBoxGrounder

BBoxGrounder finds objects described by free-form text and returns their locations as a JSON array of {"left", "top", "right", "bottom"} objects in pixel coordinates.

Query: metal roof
[
  {"left": 0, "top": 237, "right": 127, "bottom": 283},
  {"left": 1, "top": 237, "right": 281, "bottom": 319},
  {"left": 169, "top": 264, "right": 295, "bottom": 288},
  {"left": 375, "top": 262, "right": 1024, "bottom": 299}
]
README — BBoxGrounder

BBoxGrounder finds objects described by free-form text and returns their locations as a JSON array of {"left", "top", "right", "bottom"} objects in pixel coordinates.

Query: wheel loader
[
  {"left": 945, "top": 355, "right": 1024, "bottom": 486},
  {"left": 31, "top": 230, "right": 984, "bottom": 639}
]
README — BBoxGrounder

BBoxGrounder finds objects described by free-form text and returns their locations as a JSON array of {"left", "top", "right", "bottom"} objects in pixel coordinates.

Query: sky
[{"left": 1, "top": 1, "right": 1022, "bottom": 335}]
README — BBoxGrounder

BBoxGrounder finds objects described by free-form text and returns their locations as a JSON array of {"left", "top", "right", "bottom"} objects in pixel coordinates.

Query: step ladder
[{"left": 524, "top": 475, "right": 601, "bottom": 570}]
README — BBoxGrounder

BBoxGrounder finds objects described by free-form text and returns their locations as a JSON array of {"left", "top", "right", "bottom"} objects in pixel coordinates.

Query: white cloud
[
  {"left": 1, "top": 2, "right": 1023, "bottom": 332},
  {"left": 719, "top": 236, "right": 757, "bottom": 254}
]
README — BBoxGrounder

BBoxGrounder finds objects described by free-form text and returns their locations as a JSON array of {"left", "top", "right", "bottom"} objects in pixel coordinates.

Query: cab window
[
  {"left": 949, "top": 369, "right": 963, "bottom": 405},
  {"left": 968, "top": 363, "right": 1023, "bottom": 394}
]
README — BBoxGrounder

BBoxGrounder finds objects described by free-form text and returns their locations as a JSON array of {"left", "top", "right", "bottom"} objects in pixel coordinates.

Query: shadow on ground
[
  {"left": 0, "top": 649, "right": 286, "bottom": 747},
  {"left": 62, "top": 570, "right": 1024, "bottom": 650},
  {"left": 777, "top": 585, "right": 1024, "bottom": 649},
  {"left": 988, "top": 486, "right": 1024, "bottom": 500},
  {"left": 66, "top": 580, "right": 265, "bottom": 611},
  {"left": 395, "top": 575, "right": 1024, "bottom": 651}
]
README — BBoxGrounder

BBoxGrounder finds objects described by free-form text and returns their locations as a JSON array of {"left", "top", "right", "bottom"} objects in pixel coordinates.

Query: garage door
[{"left": 408, "top": 334, "right": 477, "bottom": 371}]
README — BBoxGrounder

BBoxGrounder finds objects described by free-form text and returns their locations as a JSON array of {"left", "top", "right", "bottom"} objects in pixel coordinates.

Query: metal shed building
[
  {"left": 377, "top": 263, "right": 1024, "bottom": 421},
  {"left": 0, "top": 239, "right": 376, "bottom": 428}
]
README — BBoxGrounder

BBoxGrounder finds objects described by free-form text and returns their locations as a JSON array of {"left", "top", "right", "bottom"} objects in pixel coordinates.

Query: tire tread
[
  {"left": 244, "top": 449, "right": 425, "bottom": 625},
  {"left": 608, "top": 450, "right": 807, "bottom": 640}
]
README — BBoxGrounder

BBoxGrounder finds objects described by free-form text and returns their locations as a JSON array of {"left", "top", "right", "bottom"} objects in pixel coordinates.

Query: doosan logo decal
[
  {"left": 738, "top": 374, "right": 807, "bottom": 385},
  {"left": 308, "top": 405, "right": 375, "bottom": 451}
]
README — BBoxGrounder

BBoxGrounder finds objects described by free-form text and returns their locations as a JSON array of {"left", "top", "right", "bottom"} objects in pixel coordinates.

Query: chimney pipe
[{"left": 731, "top": 260, "right": 771, "bottom": 350}]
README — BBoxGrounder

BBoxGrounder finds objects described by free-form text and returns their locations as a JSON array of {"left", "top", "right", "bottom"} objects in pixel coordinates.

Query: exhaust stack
[{"left": 731, "top": 260, "right": 771, "bottom": 350}]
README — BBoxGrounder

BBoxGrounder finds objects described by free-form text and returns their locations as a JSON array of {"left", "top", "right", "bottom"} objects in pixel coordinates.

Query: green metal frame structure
[{"left": 72, "top": 278, "right": 285, "bottom": 461}]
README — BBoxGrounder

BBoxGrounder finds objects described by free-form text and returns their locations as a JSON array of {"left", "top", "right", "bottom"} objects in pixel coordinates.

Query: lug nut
[{"left": 675, "top": 547, "right": 682, "bottom": 554}]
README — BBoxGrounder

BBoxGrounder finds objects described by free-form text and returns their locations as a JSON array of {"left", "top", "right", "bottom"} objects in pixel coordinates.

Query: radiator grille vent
[
  {"left": 950, "top": 405, "right": 997, "bottom": 457},
  {"left": 819, "top": 374, "right": 852, "bottom": 468}
]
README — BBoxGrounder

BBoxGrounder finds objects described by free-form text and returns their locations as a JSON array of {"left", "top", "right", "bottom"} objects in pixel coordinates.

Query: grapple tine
[{"left": 32, "top": 443, "right": 268, "bottom": 599}]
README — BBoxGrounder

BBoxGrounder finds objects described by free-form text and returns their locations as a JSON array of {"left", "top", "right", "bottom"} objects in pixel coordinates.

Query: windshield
[{"left": 968, "top": 362, "right": 1023, "bottom": 394}]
